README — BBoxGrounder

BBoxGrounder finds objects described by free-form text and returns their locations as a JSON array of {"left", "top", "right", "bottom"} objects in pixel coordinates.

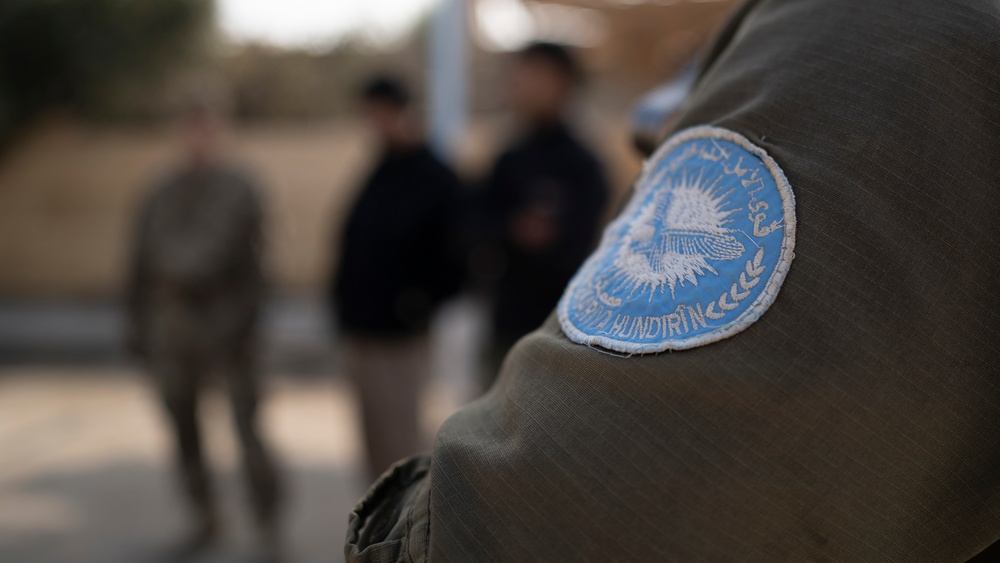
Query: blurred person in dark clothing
[
  {"left": 479, "top": 42, "right": 609, "bottom": 385},
  {"left": 126, "top": 103, "right": 282, "bottom": 561},
  {"left": 330, "top": 76, "right": 462, "bottom": 482}
]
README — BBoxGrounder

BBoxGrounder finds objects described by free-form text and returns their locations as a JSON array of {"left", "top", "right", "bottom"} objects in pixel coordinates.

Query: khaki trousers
[{"left": 344, "top": 334, "right": 429, "bottom": 481}]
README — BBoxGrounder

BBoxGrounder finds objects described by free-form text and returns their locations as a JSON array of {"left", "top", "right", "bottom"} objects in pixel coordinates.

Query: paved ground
[
  {"left": 0, "top": 300, "right": 485, "bottom": 563},
  {"left": 0, "top": 367, "right": 473, "bottom": 563}
]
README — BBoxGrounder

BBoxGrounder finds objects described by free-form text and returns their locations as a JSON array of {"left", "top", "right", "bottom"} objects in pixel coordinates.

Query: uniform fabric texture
[{"left": 346, "top": 0, "right": 1000, "bottom": 560}]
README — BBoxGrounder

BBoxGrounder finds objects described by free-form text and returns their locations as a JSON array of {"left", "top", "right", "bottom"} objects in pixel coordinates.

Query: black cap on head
[
  {"left": 361, "top": 74, "right": 411, "bottom": 107},
  {"left": 518, "top": 41, "right": 581, "bottom": 83}
]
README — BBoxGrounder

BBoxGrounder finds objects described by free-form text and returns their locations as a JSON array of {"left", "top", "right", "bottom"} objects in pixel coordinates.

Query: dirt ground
[
  {"left": 0, "top": 365, "right": 470, "bottom": 563},
  {"left": 0, "top": 367, "right": 355, "bottom": 563},
  {"left": 0, "top": 295, "right": 482, "bottom": 563}
]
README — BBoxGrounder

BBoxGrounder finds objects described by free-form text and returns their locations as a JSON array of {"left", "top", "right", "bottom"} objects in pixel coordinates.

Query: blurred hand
[{"left": 510, "top": 208, "right": 559, "bottom": 252}]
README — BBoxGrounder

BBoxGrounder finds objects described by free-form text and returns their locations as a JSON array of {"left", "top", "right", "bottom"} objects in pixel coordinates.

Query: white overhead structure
[{"left": 473, "top": 0, "right": 607, "bottom": 51}]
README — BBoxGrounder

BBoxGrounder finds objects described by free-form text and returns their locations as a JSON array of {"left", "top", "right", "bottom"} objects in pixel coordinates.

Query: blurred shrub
[{"left": 0, "top": 0, "right": 212, "bottom": 148}]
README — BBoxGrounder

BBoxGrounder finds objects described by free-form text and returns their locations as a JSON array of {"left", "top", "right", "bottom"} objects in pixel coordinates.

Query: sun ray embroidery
[{"left": 614, "top": 170, "right": 744, "bottom": 299}]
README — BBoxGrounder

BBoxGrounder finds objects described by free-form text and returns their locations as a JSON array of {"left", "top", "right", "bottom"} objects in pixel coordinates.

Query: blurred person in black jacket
[
  {"left": 330, "top": 76, "right": 462, "bottom": 481},
  {"left": 478, "top": 42, "right": 609, "bottom": 386}
]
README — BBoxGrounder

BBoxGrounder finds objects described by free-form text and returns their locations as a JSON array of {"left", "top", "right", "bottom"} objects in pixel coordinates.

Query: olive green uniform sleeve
[{"left": 345, "top": 456, "right": 432, "bottom": 563}]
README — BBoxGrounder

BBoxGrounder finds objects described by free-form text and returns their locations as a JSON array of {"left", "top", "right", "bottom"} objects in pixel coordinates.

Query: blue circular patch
[{"left": 558, "top": 126, "right": 796, "bottom": 353}]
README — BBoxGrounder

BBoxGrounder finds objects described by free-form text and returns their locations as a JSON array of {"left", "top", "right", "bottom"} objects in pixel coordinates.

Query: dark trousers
[{"left": 150, "top": 340, "right": 281, "bottom": 529}]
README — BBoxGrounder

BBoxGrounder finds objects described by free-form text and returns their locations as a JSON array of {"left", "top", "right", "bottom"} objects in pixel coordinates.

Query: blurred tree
[{"left": 0, "top": 0, "right": 212, "bottom": 150}]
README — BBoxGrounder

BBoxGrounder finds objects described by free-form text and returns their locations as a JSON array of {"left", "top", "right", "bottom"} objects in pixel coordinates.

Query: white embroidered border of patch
[{"left": 557, "top": 125, "right": 797, "bottom": 353}]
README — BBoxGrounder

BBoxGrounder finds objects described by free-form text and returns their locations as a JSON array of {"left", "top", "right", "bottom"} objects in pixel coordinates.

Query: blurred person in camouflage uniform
[{"left": 126, "top": 103, "right": 282, "bottom": 561}]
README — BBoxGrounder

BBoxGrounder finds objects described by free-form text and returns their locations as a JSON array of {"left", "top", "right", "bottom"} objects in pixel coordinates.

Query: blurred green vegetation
[
  {"left": 0, "top": 0, "right": 433, "bottom": 145},
  {"left": 0, "top": 0, "right": 212, "bottom": 149}
]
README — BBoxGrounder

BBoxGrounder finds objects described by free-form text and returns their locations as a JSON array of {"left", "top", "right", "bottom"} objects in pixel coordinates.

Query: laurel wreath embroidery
[{"left": 704, "top": 247, "right": 765, "bottom": 320}]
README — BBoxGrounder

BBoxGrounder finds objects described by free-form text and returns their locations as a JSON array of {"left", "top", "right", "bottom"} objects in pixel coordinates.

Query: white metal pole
[{"left": 428, "top": 0, "right": 468, "bottom": 162}]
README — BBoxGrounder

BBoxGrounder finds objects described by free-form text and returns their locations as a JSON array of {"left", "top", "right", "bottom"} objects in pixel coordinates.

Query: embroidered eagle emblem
[{"left": 613, "top": 170, "right": 745, "bottom": 299}]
